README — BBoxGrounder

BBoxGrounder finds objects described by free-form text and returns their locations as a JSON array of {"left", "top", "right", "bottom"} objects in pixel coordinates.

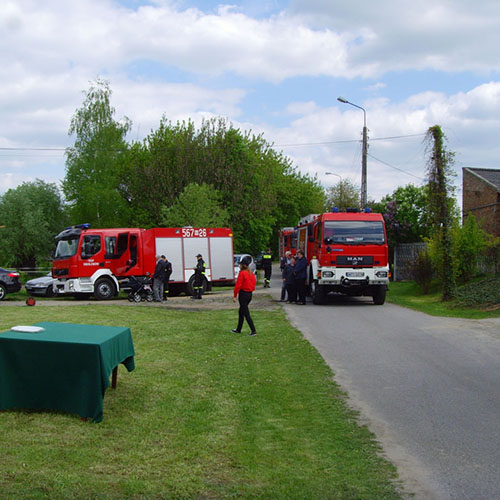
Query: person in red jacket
[{"left": 232, "top": 255, "right": 257, "bottom": 336}]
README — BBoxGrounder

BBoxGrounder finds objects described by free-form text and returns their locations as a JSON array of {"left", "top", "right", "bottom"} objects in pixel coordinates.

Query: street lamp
[
  {"left": 325, "top": 172, "right": 345, "bottom": 210},
  {"left": 325, "top": 172, "right": 342, "bottom": 181},
  {"left": 337, "top": 96, "right": 368, "bottom": 207}
]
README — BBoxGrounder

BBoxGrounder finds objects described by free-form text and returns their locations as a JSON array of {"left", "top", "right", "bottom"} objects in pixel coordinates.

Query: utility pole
[{"left": 337, "top": 97, "right": 368, "bottom": 207}]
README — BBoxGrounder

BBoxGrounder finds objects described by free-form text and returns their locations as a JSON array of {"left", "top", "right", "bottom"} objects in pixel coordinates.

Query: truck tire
[
  {"left": 311, "top": 280, "right": 326, "bottom": 305},
  {"left": 187, "top": 275, "right": 207, "bottom": 296},
  {"left": 373, "top": 286, "right": 386, "bottom": 305},
  {"left": 94, "top": 277, "right": 115, "bottom": 301}
]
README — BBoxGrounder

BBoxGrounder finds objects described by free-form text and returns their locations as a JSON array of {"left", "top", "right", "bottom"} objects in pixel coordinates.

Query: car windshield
[
  {"left": 323, "top": 220, "right": 385, "bottom": 245},
  {"left": 54, "top": 237, "right": 79, "bottom": 259}
]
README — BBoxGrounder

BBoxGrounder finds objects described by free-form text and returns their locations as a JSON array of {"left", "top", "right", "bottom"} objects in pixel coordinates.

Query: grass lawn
[
  {"left": 0, "top": 305, "right": 401, "bottom": 499},
  {"left": 387, "top": 280, "right": 500, "bottom": 319}
]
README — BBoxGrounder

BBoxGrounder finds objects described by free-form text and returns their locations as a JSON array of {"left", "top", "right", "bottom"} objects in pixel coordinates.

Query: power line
[
  {"left": 275, "top": 132, "right": 426, "bottom": 148},
  {"left": 0, "top": 133, "right": 426, "bottom": 153},
  {"left": 367, "top": 153, "right": 425, "bottom": 181}
]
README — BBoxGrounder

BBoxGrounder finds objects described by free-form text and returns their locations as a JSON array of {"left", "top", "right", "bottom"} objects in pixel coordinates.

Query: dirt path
[{"left": 0, "top": 286, "right": 281, "bottom": 311}]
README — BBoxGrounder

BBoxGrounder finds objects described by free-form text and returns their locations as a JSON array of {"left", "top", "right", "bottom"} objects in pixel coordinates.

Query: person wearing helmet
[
  {"left": 191, "top": 253, "right": 206, "bottom": 299},
  {"left": 232, "top": 255, "right": 257, "bottom": 336},
  {"left": 262, "top": 248, "right": 272, "bottom": 288}
]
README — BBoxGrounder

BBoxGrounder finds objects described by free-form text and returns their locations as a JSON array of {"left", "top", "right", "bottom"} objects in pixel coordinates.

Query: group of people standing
[
  {"left": 280, "top": 250, "right": 307, "bottom": 305},
  {"left": 152, "top": 253, "right": 206, "bottom": 302}
]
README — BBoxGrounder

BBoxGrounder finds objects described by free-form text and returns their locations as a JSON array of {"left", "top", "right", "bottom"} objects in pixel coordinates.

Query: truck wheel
[
  {"left": 0, "top": 284, "right": 6, "bottom": 300},
  {"left": 311, "top": 280, "right": 326, "bottom": 305},
  {"left": 373, "top": 286, "right": 386, "bottom": 305},
  {"left": 187, "top": 275, "right": 207, "bottom": 296},
  {"left": 94, "top": 278, "right": 115, "bottom": 301}
]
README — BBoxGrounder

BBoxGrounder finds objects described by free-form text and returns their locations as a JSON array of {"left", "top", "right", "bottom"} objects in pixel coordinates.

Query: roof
[{"left": 464, "top": 168, "right": 500, "bottom": 193}]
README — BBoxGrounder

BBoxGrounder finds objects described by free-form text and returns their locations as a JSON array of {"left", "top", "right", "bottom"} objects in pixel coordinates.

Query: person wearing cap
[
  {"left": 191, "top": 253, "right": 206, "bottom": 299},
  {"left": 232, "top": 255, "right": 257, "bottom": 336},
  {"left": 163, "top": 256, "right": 172, "bottom": 301}
]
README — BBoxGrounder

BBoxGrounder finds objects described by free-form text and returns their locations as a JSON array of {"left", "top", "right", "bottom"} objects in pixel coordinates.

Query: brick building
[{"left": 462, "top": 167, "right": 500, "bottom": 237}]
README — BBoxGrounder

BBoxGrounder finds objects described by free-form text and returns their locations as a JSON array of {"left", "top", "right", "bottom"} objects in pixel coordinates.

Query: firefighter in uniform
[
  {"left": 192, "top": 253, "right": 206, "bottom": 299},
  {"left": 262, "top": 248, "right": 273, "bottom": 288}
]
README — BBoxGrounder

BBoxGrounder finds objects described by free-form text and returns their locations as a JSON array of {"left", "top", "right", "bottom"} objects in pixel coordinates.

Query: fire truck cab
[{"left": 295, "top": 210, "right": 389, "bottom": 305}]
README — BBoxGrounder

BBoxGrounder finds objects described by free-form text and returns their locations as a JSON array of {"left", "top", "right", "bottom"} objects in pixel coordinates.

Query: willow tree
[{"left": 425, "top": 125, "right": 456, "bottom": 301}]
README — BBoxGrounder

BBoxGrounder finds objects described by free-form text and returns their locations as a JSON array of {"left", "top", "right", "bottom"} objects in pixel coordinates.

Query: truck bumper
[{"left": 54, "top": 277, "right": 94, "bottom": 295}]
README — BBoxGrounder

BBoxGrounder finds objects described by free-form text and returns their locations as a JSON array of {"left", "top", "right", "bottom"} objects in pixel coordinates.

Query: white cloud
[
  {"left": 2, "top": 0, "right": 500, "bottom": 204},
  {"left": 289, "top": 0, "right": 500, "bottom": 75}
]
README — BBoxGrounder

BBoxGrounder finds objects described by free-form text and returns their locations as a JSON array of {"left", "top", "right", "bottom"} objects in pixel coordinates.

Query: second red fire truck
[
  {"left": 280, "top": 210, "right": 389, "bottom": 305},
  {"left": 52, "top": 225, "right": 235, "bottom": 299}
]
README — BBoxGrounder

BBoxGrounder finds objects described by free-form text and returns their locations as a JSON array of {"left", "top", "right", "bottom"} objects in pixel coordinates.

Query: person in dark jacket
[
  {"left": 293, "top": 250, "right": 307, "bottom": 305},
  {"left": 283, "top": 256, "right": 297, "bottom": 303},
  {"left": 262, "top": 248, "right": 272, "bottom": 288},
  {"left": 192, "top": 254, "right": 206, "bottom": 299},
  {"left": 280, "top": 251, "right": 291, "bottom": 301},
  {"left": 163, "top": 257, "right": 172, "bottom": 301},
  {"left": 153, "top": 255, "right": 166, "bottom": 302}
]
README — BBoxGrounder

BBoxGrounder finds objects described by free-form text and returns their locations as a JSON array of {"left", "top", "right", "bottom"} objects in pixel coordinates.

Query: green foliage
[
  {"left": 160, "top": 183, "right": 230, "bottom": 227},
  {"left": 120, "top": 116, "right": 324, "bottom": 254},
  {"left": 453, "top": 277, "right": 500, "bottom": 307},
  {"left": 425, "top": 125, "right": 456, "bottom": 301},
  {"left": 63, "top": 78, "right": 132, "bottom": 227},
  {"left": 324, "top": 178, "right": 360, "bottom": 211},
  {"left": 62, "top": 82, "right": 324, "bottom": 253},
  {"left": 452, "top": 215, "right": 489, "bottom": 283},
  {"left": 0, "top": 180, "right": 68, "bottom": 267},
  {"left": 484, "top": 235, "right": 500, "bottom": 274},
  {"left": 411, "top": 249, "right": 434, "bottom": 294},
  {"left": 379, "top": 184, "right": 431, "bottom": 248},
  {"left": 387, "top": 281, "right": 499, "bottom": 318}
]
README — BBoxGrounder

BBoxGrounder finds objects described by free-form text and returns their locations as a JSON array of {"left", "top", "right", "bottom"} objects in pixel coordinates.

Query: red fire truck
[
  {"left": 278, "top": 227, "right": 297, "bottom": 259},
  {"left": 52, "top": 224, "right": 234, "bottom": 299},
  {"left": 292, "top": 210, "right": 389, "bottom": 305}
]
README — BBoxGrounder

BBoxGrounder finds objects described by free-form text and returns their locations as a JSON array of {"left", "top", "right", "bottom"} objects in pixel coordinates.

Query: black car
[{"left": 0, "top": 267, "right": 22, "bottom": 300}]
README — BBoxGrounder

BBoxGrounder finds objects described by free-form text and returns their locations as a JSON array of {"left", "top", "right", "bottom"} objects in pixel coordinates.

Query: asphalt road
[{"left": 268, "top": 271, "right": 500, "bottom": 500}]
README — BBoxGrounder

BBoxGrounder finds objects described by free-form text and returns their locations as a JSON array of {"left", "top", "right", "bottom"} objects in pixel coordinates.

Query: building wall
[{"left": 462, "top": 169, "right": 500, "bottom": 238}]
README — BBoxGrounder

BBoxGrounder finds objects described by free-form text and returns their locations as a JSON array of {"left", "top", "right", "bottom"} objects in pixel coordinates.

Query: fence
[{"left": 393, "top": 243, "right": 427, "bottom": 281}]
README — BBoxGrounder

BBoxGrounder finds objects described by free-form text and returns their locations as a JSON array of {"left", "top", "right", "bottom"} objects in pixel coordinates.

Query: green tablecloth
[{"left": 0, "top": 322, "right": 135, "bottom": 422}]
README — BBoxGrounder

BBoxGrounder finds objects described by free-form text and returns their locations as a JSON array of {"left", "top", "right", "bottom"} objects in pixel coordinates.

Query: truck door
[
  {"left": 103, "top": 232, "right": 139, "bottom": 277},
  {"left": 80, "top": 233, "right": 104, "bottom": 276}
]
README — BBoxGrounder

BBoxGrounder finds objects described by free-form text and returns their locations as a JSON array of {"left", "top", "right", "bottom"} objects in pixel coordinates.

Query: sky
[{"left": 2, "top": 0, "right": 500, "bottom": 205}]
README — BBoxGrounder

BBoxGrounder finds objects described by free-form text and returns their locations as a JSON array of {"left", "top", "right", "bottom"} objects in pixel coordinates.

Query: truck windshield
[
  {"left": 323, "top": 220, "right": 385, "bottom": 245},
  {"left": 54, "top": 237, "right": 79, "bottom": 259}
]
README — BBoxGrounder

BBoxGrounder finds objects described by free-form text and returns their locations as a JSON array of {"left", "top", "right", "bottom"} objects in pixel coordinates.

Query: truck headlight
[
  {"left": 375, "top": 271, "right": 388, "bottom": 278},
  {"left": 322, "top": 271, "right": 334, "bottom": 278}
]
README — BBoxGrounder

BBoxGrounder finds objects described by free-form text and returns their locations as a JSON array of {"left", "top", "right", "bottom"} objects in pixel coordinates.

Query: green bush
[
  {"left": 453, "top": 277, "right": 500, "bottom": 307},
  {"left": 411, "top": 249, "right": 434, "bottom": 294}
]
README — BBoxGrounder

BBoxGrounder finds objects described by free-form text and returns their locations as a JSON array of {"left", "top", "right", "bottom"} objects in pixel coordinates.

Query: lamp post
[{"left": 337, "top": 96, "right": 367, "bottom": 207}]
